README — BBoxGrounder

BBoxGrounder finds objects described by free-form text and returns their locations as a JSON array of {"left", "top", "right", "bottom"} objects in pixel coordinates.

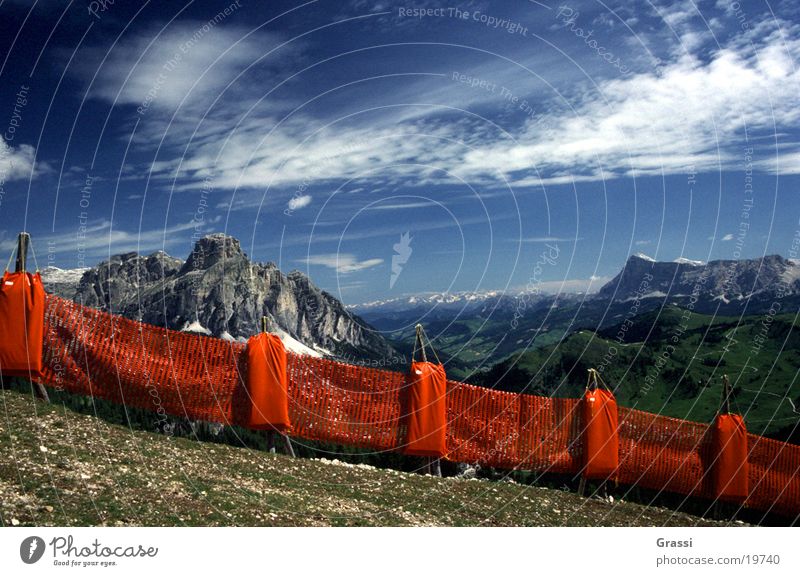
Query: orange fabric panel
[
  {"left": 404, "top": 361, "right": 447, "bottom": 457},
  {"left": 246, "top": 333, "right": 290, "bottom": 431},
  {"left": 712, "top": 414, "right": 749, "bottom": 502},
  {"left": 582, "top": 388, "right": 619, "bottom": 479},
  {"left": 517, "top": 394, "right": 581, "bottom": 474},
  {"left": 0, "top": 271, "right": 45, "bottom": 378}
]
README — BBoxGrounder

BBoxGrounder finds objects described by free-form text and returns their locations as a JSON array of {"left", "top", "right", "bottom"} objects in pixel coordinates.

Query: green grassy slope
[{"left": 0, "top": 386, "right": 734, "bottom": 527}]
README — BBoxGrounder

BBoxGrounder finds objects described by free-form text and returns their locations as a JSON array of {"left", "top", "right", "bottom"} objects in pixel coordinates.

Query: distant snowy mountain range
[
  {"left": 353, "top": 253, "right": 800, "bottom": 310},
  {"left": 350, "top": 290, "right": 511, "bottom": 312},
  {"left": 40, "top": 246, "right": 800, "bottom": 361}
]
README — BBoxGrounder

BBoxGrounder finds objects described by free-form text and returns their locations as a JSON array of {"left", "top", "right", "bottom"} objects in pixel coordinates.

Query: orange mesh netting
[
  {"left": 39, "top": 294, "right": 248, "bottom": 425},
  {"left": 616, "top": 407, "right": 711, "bottom": 498},
  {"left": 286, "top": 352, "right": 405, "bottom": 450},
  {"left": 29, "top": 293, "right": 800, "bottom": 517},
  {"left": 446, "top": 381, "right": 580, "bottom": 473},
  {"left": 744, "top": 434, "right": 800, "bottom": 515}
]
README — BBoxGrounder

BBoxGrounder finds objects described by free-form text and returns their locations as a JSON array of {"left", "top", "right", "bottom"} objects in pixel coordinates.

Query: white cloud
[
  {"left": 460, "top": 23, "right": 800, "bottom": 181},
  {"left": 756, "top": 150, "right": 800, "bottom": 174},
  {"left": 721, "top": 233, "right": 734, "bottom": 241},
  {"left": 367, "top": 200, "right": 437, "bottom": 210},
  {"left": 299, "top": 253, "right": 384, "bottom": 274},
  {"left": 287, "top": 194, "right": 312, "bottom": 211},
  {"left": 98, "top": 12, "right": 800, "bottom": 192},
  {"left": 0, "top": 141, "right": 36, "bottom": 182},
  {"left": 533, "top": 276, "right": 612, "bottom": 294}
]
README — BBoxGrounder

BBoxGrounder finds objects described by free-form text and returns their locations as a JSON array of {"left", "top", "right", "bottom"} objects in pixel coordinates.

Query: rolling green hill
[{"left": 472, "top": 306, "right": 800, "bottom": 439}]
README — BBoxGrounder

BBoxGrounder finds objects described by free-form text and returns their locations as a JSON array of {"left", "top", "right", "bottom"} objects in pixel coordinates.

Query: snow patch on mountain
[
  {"left": 673, "top": 257, "right": 704, "bottom": 266},
  {"left": 181, "top": 320, "right": 211, "bottom": 335},
  {"left": 274, "top": 327, "right": 322, "bottom": 357}
]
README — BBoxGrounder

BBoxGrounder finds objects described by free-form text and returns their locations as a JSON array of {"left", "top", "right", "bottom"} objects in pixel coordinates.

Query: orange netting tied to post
[
  {"left": 246, "top": 332, "right": 290, "bottom": 431},
  {"left": 25, "top": 293, "right": 800, "bottom": 517},
  {"left": 581, "top": 386, "right": 619, "bottom": 480},
  {"left": 404, "top": 361, "right": 447, "bottom": 457},
  {"left": 712, "top": 413, "right": 749, "bottom": 502},
  {"left": 0, "top": 271, "right": 45, "bottom": 379}
]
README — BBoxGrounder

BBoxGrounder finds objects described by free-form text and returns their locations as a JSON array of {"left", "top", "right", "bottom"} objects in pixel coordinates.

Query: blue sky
[{"left": 1, "top": 0, "right": 799, "bottom": 304}]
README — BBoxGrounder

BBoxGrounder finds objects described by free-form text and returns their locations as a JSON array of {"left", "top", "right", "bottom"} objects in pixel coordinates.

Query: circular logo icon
[{"left": 20, "top": 536, "right": 46, "bottom": 564}]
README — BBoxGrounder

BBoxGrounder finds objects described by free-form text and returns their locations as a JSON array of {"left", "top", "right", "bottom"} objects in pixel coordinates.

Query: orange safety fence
[
  {"left": 38, "top": 293, "right": 250, "bottom": 425},
  {"left": 22, "top": 294, "right": 800, "bottom": 517},
  {"left": 446, "top": 382, "right": 581, "bottom": 473}
]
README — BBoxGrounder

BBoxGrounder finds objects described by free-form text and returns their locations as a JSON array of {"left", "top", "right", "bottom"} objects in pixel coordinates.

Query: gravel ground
[{"left": 0, "top": 388, "right": 740, "bottom": 527}]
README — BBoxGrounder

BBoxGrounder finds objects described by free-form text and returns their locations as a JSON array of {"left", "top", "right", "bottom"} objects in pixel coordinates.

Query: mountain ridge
[
  {"left": 598, "top": 252, "right": 800, "bottom": 303},
  {"left": 42, "top": 234, "right": 394, "bottom": 361}
]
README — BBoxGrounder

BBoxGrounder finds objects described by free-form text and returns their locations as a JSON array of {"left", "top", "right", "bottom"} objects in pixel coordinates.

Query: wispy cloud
[
  {"left": 517, "top": 236, "right": 582, "bottom": 243},
  {"left": 84, "top": 5, "right": 800, "bottom": 196},
  {"left": 366, "top": 200, "right": 438, "bottom": 210},
  {"left": 76, "top": 22, "right": 290, "bottom": 113},
  {"left": 0, "top": 219, "right": 198, "bottom": 262},
  {"left": 299, "top": 253, "right": 383, "bottom": 274},
  {"left": 287, "top": 194, "right": 312, "bottom": 211},
  {"left": 461, "top": 19, "right": 800, "bottom": 181},
  {"left": 523, "top": 276, "right": 612, "bottom": 294}
]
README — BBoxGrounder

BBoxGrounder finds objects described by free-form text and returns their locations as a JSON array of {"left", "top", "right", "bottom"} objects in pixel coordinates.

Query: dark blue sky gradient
[{"left": 1, "top": 0, "right": 799, "bottom": 304}]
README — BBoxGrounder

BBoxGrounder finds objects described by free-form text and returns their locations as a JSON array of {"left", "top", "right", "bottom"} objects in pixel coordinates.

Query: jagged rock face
[
  {"left": 66, "top": 234, "right": 393, "bottom": 360},
  {"left": 598, "top": 253, "right": 800, "bottom": 304}
]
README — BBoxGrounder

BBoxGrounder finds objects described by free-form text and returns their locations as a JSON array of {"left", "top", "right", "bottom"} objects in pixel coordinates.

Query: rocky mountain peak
[
  {"left": 598, "top": 252, "right": 800, "bottom": 306},
  {"left": 49, "top": 235, "right": 394, "bottom": 361},
  {"left": 629, "top": 252, "right": 656, "bottom": 263},
  {"left": 182, "top": 234, "right": 246, "bottom": 272}
]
